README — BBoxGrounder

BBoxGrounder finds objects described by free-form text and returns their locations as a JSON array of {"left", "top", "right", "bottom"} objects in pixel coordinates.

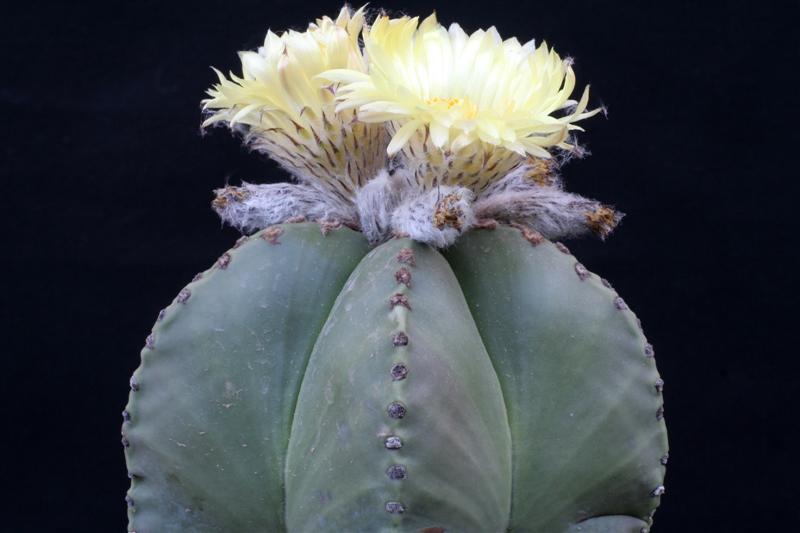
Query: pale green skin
[{"left": 123, "top": 223, "right": 667, "bottom": 533}]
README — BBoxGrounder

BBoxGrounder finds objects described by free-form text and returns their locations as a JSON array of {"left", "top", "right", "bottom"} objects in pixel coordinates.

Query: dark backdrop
[{"left": 3, "top": 1, "right": 797, "bottom": 531}]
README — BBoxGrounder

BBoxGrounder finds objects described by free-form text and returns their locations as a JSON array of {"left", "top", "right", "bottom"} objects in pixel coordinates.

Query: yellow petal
[
  {"left": 387, "top": 120, "right": 423, "bottom": 155},
  {"left": 430, "top": 121, "right": 450, "bottom": 148}
]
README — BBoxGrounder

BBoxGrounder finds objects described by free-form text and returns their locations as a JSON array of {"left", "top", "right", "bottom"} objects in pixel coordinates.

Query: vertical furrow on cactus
[
  {"left": 445, "top": 226, "right": 668, "bottom": 533},
  {"left": 122, "top": 223, "right": 369, "bottom": 532},
  {"left": 284, "top": 238, "right": 512, "bottom": 533}
]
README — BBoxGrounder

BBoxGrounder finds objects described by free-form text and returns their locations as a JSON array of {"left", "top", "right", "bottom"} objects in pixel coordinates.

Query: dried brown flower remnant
[
  {"left": 212, "top": 185, "right": 250, "bottom": 210},
  {"left": 586, "top": 206, "right": 620, "bottom": 238},
  {"left": 433, "top": 192, "right": 467, "bottom": 230}
]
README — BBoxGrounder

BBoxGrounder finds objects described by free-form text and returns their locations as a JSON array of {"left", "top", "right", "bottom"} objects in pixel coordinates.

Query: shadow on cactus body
[{"left": 123, "top": 222, "right": 667, "bottom": 533}]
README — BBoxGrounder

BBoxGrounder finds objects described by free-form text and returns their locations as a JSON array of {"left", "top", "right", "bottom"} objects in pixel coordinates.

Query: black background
[{"left": 3, "top": 1, "right": 797, "bottom": 531}]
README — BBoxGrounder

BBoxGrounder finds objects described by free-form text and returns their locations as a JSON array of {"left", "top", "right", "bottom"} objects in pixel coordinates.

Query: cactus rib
[
  {"left": 123, "top": 223, "right": 369, "bottom": 532},
  {"left": 285, "top": 238, "right": 512, "bottom": 533},
  {"left": 445, "top": 225, "right": 668, "bottom": 532}
]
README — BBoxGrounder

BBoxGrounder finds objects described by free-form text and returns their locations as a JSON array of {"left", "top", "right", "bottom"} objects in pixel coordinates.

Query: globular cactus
[{"left": 123, "top": 7, "right": 667, "bottom": 533}]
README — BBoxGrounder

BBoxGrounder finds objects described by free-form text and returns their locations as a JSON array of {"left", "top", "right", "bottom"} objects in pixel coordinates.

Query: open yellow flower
[
  {"left": 203, "top": 6, "right": 387, "bottom": 200},
  {"left": 322, "top": 13, "right": 600, "bottom": 191}
]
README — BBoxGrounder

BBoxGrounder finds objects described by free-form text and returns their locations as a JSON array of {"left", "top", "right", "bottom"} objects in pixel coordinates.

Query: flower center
[{"left": 425, "top": 96, "right": 478, "bottom": 119}]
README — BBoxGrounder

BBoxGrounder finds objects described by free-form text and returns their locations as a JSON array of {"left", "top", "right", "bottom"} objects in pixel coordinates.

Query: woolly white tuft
[
  {"left": 212, "top": 182, "right": 356, "bottom": 233},
  {"left": 391, "top": 186, "right": 475, "bottom": 248},
  {"left": 211, "top": 167, "right": 621, "bottom": 245},
  {"left": 474, "top": 169, "right": 622, "bottom": 240},
  {"left": 355, "top": 169, "right": 407, "bottom": 244}
]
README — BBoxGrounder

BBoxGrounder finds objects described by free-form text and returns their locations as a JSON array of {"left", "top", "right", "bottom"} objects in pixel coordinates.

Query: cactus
[{"left": 123, "top": 7, "right": 667, "bottom": 532}]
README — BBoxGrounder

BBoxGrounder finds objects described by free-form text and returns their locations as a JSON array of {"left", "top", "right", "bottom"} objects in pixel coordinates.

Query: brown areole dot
[
  {"left": 387, "top": 402, "right": 407, "bottom": 419},
  {"left": 261, "top": 226, "right": 284, "bottom": 245},
  {"left": 390, "top": 363, "right": 409, "bottom": 381},
  {"left": 384, "top": 436, "right": 403, "bottom": 450},
  {"left": 145, "top": 334, "right": 155, "bottom": 350},
  {"left": 555, "top": 242, "right": 571, "bottom": 254},
  {"left": 394, "top": 267, "right": 412, "bottom": 287},
  {"left": 520, "top": 227, "right": 544, "bottom": 245},
  {"left": 385, "top": 501, "right": 406, "bottom": 514},
  {"left": 177, "top": 288, "right": 192, "bottom": 304},
  {"left": 386, "top": 464, "right": 407, "bottom": 480},
  {"left": 511, "top": 222, "right": 544, "bottom": 245},
  {"left": 614, "top": 296, "right": 627, "bottom": 310},
  {"left": 644, "top": 343, "right": 655, "bottom": 358},
  {"left": 389, "top": 293, "right": 411, "bottom": 310},
  {"left": 129, "top": 376, "right": 140, "bottom": 392},
  {"left": 217, "top": 253, "right": 232, "bottom": 269},
  {"left": 397, "top": 248, "right": 416, "bottom": 266},
  {"left": 574, "top": 262, "right": 590, "bottom": 280},
  {"left": 319, "top": 219, "right": 342, "bottom": 235},
  {"left": 392, "top": 332, "right": 409, "bottom": 347},
  {"left": 192, "top": 272, "right": 203, "bottom": 282}
]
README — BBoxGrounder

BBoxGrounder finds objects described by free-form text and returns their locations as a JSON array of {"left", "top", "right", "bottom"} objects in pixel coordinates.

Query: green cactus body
[{"left": 123, "top": 223, "right": 667, "bottom": 533}]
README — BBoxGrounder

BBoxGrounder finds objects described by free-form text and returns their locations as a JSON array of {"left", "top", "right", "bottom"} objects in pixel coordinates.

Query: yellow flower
[
  {"left": 322, "top": 13, "right": 600, "bottom": 191},
  {"left": 203, "top": 6, "right": 387, "bottom": 199}
]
